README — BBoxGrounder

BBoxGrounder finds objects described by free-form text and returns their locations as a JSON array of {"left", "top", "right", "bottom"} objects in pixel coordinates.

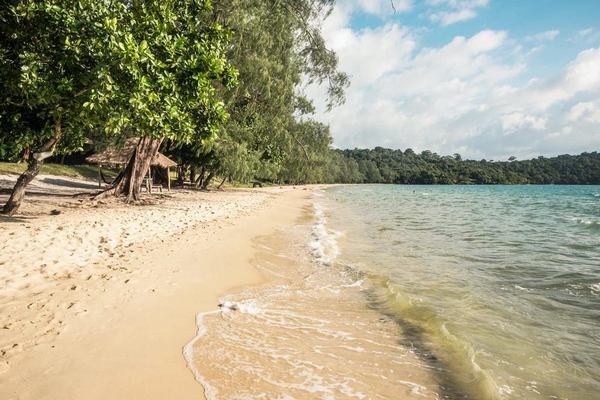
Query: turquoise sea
[
  {"left": 188, "top": 184, "right": 600, "bottom": 399},
  {"left": 324, "top": 185, "right": 600, "bottom": 399}
]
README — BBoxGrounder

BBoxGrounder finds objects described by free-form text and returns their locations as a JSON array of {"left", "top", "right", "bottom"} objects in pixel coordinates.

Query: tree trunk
[
  {"left": 177, "top": 165, "right": 185, "bottom": 187},
  {"left": 217, "top": 176, "right": 227, "bottom": 189},
  {"left": 2, "top": 118, "right": 63, "bottom": 216},
  {"left": 19, "top": 147, "right": 31, "bottom": 164},
  {"left": 189, "top": 166, "right": 196, "bottom": 186},
  {"left": 100, "top": 136, "right": 163, "bottom": 202},
  {"left": 195, "top": 167, "right": 205, "bottom": 189},
  {"left": 201, "top": 171, "right": 214, "bottom": 190}
]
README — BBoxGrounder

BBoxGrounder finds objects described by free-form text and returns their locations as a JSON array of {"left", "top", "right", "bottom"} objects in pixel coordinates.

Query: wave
[
  {"left": 182, "top": 310, "right": 220, "bottom": 400},
  {"left": 377, "top": 278, "right": 506, "bottom": 400},
  {"left": 185, "top": 274, "right": 442, "bottom": 399},
  {"left": 218, "top": 299, "right": 263, "bottom": 314},
  {"left": 577, "top": 219, "right": 600, "bottom": 229},
  {"left": 310, "top": 195, "right": 341, "bottom": 266},
  {"left": 182, "top": 299, "right": 264, "bottom": 399}
]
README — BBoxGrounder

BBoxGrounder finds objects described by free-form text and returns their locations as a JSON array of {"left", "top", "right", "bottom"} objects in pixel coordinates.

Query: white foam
[
  {"left": 514, "top": 285, "right": 532, "bottom": 292},
  {"left": 498, "top": 384, "right": 514, "bottom": 396},
  {"left": 310, "top": 200, "right": 341, "bottom": 266},
  {"left": 574, "top": 218, "right": 599, "bottom": 226},
  {"left": 219, "top": 300, "right": 263, "bottom": 315},
  {"left": 396, "top": 380, "right": 428, "bottom": 397},
  {"left": 342, "top": 279, "right": 364, "bottom": 288},
  {"left": 182, "top": 310, "right": 220, "bottom": 400}
]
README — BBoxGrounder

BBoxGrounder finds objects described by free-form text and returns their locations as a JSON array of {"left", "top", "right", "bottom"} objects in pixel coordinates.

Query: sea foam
[
  {"left": 310, "top": 195, "right": 341, "bottom": 266},
  {"left": 218, "top": 299, "right": 263, "bottom": 314},
  {"left": 182, "top": 310, "right": 220, "bottom": 400}
]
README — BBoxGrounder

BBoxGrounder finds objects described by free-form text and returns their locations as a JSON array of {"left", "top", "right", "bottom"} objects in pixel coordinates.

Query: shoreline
[
  {"left": 0, "top": 184, "right": 316, "bottom": 399},
  {"left": 186, "top": 189, "right": 442, "bottom": 399}
]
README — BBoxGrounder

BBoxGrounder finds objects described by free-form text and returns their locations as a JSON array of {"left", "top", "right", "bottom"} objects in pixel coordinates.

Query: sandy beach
[{"left": 0, "top": 175, "right": 314, "bottom": 399}]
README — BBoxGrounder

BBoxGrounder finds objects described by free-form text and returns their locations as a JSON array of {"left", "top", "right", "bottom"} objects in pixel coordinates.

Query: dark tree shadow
[
  {"left": 39, "top": 177, "right": 100, "bottom": 190},
  {"left": 361, "top": 286, "right": 471, "bottom": 400},
  {"left": 0, "top": 215, "right": 32, "bottom": 223}
]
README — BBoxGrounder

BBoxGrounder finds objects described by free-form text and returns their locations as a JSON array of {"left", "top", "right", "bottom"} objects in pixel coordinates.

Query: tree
[
  {"left": 97, "top": 1, "right": 237, "bottom": 201},
  {"left": 330, "top": 149, "right": 600, "bottom": 185},
  {"left": 0, "top": 0, "right": 119, "bottom": 214},
  {"left": 1, "top": 0, "right": 236, "bottom": 213},
  {"left": 177, "top": 0, "right": 349, "bottom": 186}
]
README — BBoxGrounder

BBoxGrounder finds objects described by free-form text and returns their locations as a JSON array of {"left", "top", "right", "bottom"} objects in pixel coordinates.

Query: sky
[{"left": 307, "top": 0, "right": 600, "bottom": 160}]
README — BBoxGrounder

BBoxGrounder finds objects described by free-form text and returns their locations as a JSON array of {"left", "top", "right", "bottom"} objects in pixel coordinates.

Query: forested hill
[{"left": 327, "top": 149, "right": 600, "bottom": 185}]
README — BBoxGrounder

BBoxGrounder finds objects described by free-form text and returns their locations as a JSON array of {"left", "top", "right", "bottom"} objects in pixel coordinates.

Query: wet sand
[
  {"left": 0, "top": 180, "right": 313, "bottom": 399},
  {"left": 186, "top": 196, "right": 440, "bottom": 399}
]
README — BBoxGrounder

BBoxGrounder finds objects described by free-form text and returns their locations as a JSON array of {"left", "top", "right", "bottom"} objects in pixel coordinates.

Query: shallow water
[
  {"left": 324, "top": 185, "right": 600, "bottom": 399},
  {"left": 188, "top": 185, "right": 600, "bottom": 399}
]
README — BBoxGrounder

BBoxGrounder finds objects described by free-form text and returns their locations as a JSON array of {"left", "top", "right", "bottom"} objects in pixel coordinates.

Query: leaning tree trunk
[
  {"left": 217, "top": 176, "right": 227, "bottom": 189},
  {"left": 99, "top": 136, "right": 163, "bottom": 202},
  {"left": 2, "top": 118, "right": 63, "bottom": 216},
  {"left": 201, "top": 171, "right": 215, "bottom": 190},
  {"left": 194, "top": 167, "right": 206, "bottom": 189}
]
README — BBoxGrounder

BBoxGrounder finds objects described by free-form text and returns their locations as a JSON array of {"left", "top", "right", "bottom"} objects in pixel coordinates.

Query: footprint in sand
[{"left": 0, "top": 360, "right": 9, "bottom": 374}]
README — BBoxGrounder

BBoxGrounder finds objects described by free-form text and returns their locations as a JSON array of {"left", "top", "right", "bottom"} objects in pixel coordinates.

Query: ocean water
[{"left": 187, "top": 185, "right": 600, "bottom": 399}]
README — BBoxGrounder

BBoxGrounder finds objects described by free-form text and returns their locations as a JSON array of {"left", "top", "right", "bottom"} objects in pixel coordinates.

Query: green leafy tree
[
  {"left": 175, "top": 0, "right": 349, "bottom": 187},
  {"left": 1, "top": 1, "right": 237, "bottom": 212},
  {"left": 0, "top": 0, "right": 120, "bottom": 214},
  {"left": 96, "top": 0, "right": 237, "bottom": 200}
]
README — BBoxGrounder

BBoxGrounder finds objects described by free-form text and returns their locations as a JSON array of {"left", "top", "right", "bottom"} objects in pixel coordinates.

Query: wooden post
[
  {"left": 147, "top": 167, "right": 152, "bottom": 194},
  {"left": 97, "top": 166, "right": 102, "bottom": 188},
  {"left": 167, "top": 167, "right": 171, "bottom": 191}
]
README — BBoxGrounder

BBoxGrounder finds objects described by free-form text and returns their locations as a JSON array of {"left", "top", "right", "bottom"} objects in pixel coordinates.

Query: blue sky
[
  {"left": 352, "top": 0, "right": 600, "bottom": 79},
  {"left": 309, "top": 0, "right": 600, "bottom": 159}
]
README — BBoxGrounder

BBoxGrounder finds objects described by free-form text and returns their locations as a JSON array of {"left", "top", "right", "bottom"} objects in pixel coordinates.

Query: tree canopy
[
  {"left": 329, "top": 148, "right": 600, "bottom": 185},
  {"left": 1, "top": 0, "right": 241, "bottom": 211}
]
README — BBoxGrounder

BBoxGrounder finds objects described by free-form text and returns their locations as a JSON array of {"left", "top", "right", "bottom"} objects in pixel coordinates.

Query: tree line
[{"left": 325, "top": 148, "right": 600, "bottom": 185}]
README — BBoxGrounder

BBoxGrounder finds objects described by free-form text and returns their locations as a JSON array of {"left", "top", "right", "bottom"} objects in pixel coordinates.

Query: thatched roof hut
[
  {"left": 86, "top": 138, "right": 177, "bottom": 168},
  {"left": 86, "top": 138, "right": 177, "bottom": 191}
]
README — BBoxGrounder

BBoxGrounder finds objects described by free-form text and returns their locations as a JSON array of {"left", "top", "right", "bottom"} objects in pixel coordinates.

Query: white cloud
[
  {"left": 323, "top": 23, "right": 415, "bottom": 87},
  {"left": 570, "top": 28, "right": 600, "bottom": 44},
  {"left": 307, "top": 4, "right": 600, "bottom": 159},
  {"left": 427, "top": 0, "right": 490, "bottom": 26},
  {"left": 501, "top": 112, "right": 546, "bottom": 132},
  {"left": 568, "top": 101, "right": 600, "bottom": 123},
  {"left": 336, "top": 0, "right": 412, "bottom": 18},
  {"left": 526, "top": 30, "right": 560, "bottom": 42},
  {"left": 508, "top": 48, "right": 600, "bottom": 111},
  {"left": 429, "top": 8, "right": 476, "bottom": 26},
  {"left": 389, "top": 0, "right": 413, "bottom": 13}
]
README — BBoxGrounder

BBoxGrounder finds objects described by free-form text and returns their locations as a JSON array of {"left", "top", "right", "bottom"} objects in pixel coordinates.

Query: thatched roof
[
  {"left": 152, "top": 152, "right": 178, "bottom": 168},
  {"left": 86, "top": 138, "right": 177, "bottom": 168}
]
